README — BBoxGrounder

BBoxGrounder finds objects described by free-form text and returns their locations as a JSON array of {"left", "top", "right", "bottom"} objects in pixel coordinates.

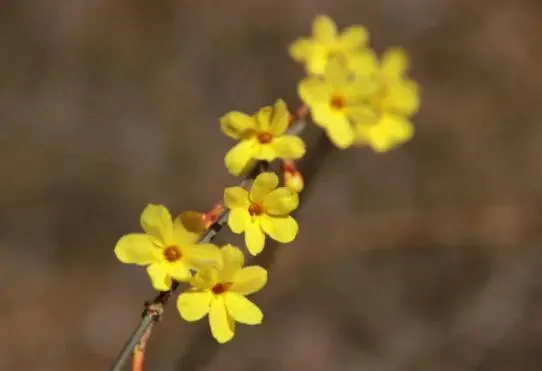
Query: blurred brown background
[{"left": 2, "top": 0, "right": 542, "bottom": 370}]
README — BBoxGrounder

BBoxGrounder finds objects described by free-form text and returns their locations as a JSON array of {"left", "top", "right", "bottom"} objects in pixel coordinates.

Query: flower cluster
[{"left": 114, "top": 15, "right": 420, "bottom": 344}]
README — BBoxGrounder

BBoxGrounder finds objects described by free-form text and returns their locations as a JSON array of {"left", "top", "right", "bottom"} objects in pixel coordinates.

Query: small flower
[
  {"left": 114, "top": 204, "right": 221, "bottom": 291},
  {"left": 221, "top": 99, "right": 306, "bottom": 176},
  {"left": 177, "top": 244, "right": 267, "bottom": 343},
  {"left": 224, "top": 172, "right": 299, "bottom": 255},
  {"left": 355, "top": 48, "right": 420, "bottom": 152},
  {"left": 299, "top": 58, "right": 377, "bottom": 148},
  {"left": 289, "top": 15, "right": 375, "bottom": 76}
]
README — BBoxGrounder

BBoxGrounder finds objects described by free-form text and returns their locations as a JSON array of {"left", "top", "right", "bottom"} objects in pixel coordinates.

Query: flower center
[
  {"left": 330, "top": 94, "right": 346, "bottom": 110},
  {"left": 257, "top": 132, "right": 273, "bottom": 144},
  {"left": 212, "top": 282, "right": 232, "bottom": 295},
  {"left": 163, "top": 246, "right": 182, "bottom": 262},
  {"left": 248, "top": 202, "right": 264, "bottom": 216}
]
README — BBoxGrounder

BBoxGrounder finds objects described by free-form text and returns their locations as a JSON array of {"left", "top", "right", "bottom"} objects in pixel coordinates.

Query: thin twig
[{"left": 110, "top": 115, "right": 307, "bottom": 371}]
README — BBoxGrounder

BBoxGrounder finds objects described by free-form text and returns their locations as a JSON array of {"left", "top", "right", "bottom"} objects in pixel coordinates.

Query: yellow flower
[
  {"left": 298, "top": 58, "right": 377, "bottom": 148},
  {"left": 289, "top": 15, "right": 374, "bottom": 76},
  {"left": 114, "top": 204, "right": 221, "bottom": 291},
  {"left": 221, "top": 99, "right": 306, "bottom": 176},
  {"left": 355, "top": 48, "right": 420, "bottom": 152},
  {"left": 177, "top": 244, "right": 267, "bottom": 343},
  {"left": 224, "top": 172, "right": 299, "bottom": 255}
]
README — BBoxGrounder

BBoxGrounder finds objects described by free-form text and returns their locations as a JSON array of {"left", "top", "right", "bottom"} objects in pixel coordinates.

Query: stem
[{"left": 109, "top": 113, "right": 308, "bottom": 371}]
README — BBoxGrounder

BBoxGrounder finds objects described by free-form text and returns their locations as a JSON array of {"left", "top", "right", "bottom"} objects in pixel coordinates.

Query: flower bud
[{"left": 284, "top": 170, "right": 304, "bottom": 193}]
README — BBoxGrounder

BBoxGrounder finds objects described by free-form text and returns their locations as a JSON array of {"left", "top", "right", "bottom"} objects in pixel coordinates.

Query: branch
[{"left": 109, "top": 113, "right": 307, "bottom": 371}]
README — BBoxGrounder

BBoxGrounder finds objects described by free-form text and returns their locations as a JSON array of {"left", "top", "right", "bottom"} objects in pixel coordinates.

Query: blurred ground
[{"left": 1, "top": 0, "right": 542, "bottom": 370}]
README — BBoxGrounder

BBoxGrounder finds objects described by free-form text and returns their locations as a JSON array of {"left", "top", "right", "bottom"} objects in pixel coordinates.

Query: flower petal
[
  {"left": 147, "top": 263, "right": 173, "bottom": 291},
  {"left": 231, "top": 266, "right": 268, "bottom": 295},
  {"left": 114, "top": 233, "right": 160, "bottom": 265},
  {"left": 371, "top": 113, "right": 414, "bottom": 152},
  {"left": 346, "top": 50, "right": 378, "bottom": 77},
  {"left": 224, "top": 187, "right": 250, "bottom": 210},
  {"left": 254, "top": 105, "right": 272, "bottom": 131},
  {"left": 250, "top": 172, "right": 279, "bottom": 203},
  {"left": 270, "top": 136, "right": 306, "bottom": 160},
  {"left": 227, "top": 208, "right": 251, "bottom": 234},
  {"left": 339, "top": 26, "right": 368, "bottom": 49},
  {"left": 224, "top": 292, "right": 263, "bottom": 325},
  {"left": 324, "top": 113, "right": 355, "bottom": 149},
  {"left": 262, "top": 187, "right": 299, "bottom": 215},
  {"left": 219, "top": 244, "right": 245, "bottom": 282},
  {"left": 183, "top": 243, "right": 222, "bottom": 270},
  {"left": 224, "top": 139, "right": 258, "bottom": 176},
  {"left": 140, "top": 204, "right": 174, "bottom": 244},
  {"left": 220, "top": 111, "right": 256, "bottom": 140},
  {"left": 269, "top": 99, "right": 289, "bottom": 136},
  {"left": 324, "top": 58, "right": 349, "bottom": 86},
  {"left": 298, "top": 77, "right": 332, "bottom": 107},
  {"left": 177, "top": 291, "right": 212, "bottom": 321},
  {"left": 191, "top": 268, "right": 219, "bottom": 290},
  {"left": 253, "top": 143, "right": 278, "bottom": 161},
  {"left": 173, "top": 211, "right": 204, "bottom": 246},
  {"left": 245, "top": 220, "right": 266, "bottom": 256},
  {"left": 381, "top": 48, "right": 409, "bottom": 80},
  {"left": 260, "top": 215, "right": 299, "bottom": 243},
  {"left": 313, "top": 15, "right": 337, "bottom": 44},
  {"left": 209, "top": 297, "right": 235, "bottom": 343},
  {"left": 289, "top": 38, "right": 314, "bottom": 62},
  {"left": 165, "top": 260, "right": 191, "bottom": 282},
  {"left": 306, "top": 44, "right": 330, "bottom": 75},
  {"left": 381, "top": 79, "right": 420, "bottom": 116}
]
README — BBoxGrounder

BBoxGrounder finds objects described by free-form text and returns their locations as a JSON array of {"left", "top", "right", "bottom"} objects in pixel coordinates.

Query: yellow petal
[
  {"left": 381, "top": 113, "right": 414, "bottom": 143},
  {"left": 289, "top": 38, "right": 314, "bottom": 62},
  {"left": 381, "top": 48, "right": 409, "bottom": 80},
  {"left": 219, "top": 244, "right": 245, "bottom": 282},
  {"left": 250, "top": 172, "right": 279, "bottom": 203},
  {"left": 253, "top": 143, "right": 278, "bottom": 161},
  {"left": 346, "top": 50, "right": 378, "bottom": 77},
  {"left": 231, "top": 266, "right": 267, "bottom": 295},
  {"left": 191, "top": 267, "right": 219, "bottom": 290},
  {"left": 310, "top": 104, "right": 336, "bottom": 129},
  {"left": 114, "top": 233, "right": 160, "bottom": 265},
  {"left": 209, "top": 297, "right": 235, "bottom": 343},
  {"left": 269, "top": 99, "right": 289, "bottom": 136},
  {"left": 177, "top": 291, "right": 212, "bottom": 321},
  {"left": 224, "top": 187, "right": 250, "bottom": 210},
  {"left": 165, "top": 260, "right": 191, "bottom": 282},
  {"left": 146, "top": 263, "right": 173, "bottom": 291},
  {"left": 227, "top": 208, "right": 251, "bottom": 234},
  {"left": 298, "top": 77, "right": 332, "bottom": 107},
  {"left": 260, "top": 215, "right": 299, "bottom": 243},
  {"left": 324, "top": 58, "right": 349, "bottom": 86},
  {"left": 262, "top": 187, "right": 299, "bottom": 215},
  {"left": 270, "top": 136, "right": 306, "bottom": 160},
  {"left": 224, "top": 139, "right": 258, "bottom": 176},
  {"left": 339, "top": 26, "right": 368, "bottom": 49},
  {"left": 140, "top": 204, "right": 174, "bottom": 244},
  {"left": 345, "top": 105, "right": 377, "bottom": 126},
  {"left": 313, "top": 15, "right": 337, "bottom": 44},
  {"left": 245, "top": 220, "right": 266, "bottom": 256},
  {"left": 183, "top": 243, "right": 222, "bottom": 270},
  {"left": 254, "top": 105, "right": 272, "bottom": 131},
  {"left": 307, "top": 44, "right": 330, "bottom": 75},
  {"left": 381, "top": 80, "right": 420, "bottom": 116},
  {"left": 220, "top": 111, "right": 256, "bottom": 140},
  {"left": 224, "top": 292, "right": 263, "bottom": 325},
  {"left": 324, "top": 113, "right": 355, "bottom": 149},
  {"left": 173, "top": 211, "right": 204, "bottom": 246}
]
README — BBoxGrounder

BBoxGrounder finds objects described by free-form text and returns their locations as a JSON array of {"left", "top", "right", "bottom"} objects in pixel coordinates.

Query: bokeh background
[{"left": 2, "top": 0, "right": 542, "bottom": 370}]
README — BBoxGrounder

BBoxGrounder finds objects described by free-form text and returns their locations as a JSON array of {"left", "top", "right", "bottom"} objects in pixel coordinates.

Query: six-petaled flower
[{"left": 177, "top": 245, "right": 267, "bottom": 343}]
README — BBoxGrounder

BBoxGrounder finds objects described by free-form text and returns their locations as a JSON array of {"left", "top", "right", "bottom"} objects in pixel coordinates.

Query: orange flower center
[
  {"left": 330, "top": 94, "right": 346, "bottom": 110},
  {"left": 248, "top": 202, "right": 264, "bottom": 216},
  {"left": 163, "top": 246, "right": 182, "bottom": 262},
  {"left": 212, "top": 282, "right": 232, "bottom": 295},
  {"left": 257, "top": 132, "right": 273, "bottom": 144}
]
